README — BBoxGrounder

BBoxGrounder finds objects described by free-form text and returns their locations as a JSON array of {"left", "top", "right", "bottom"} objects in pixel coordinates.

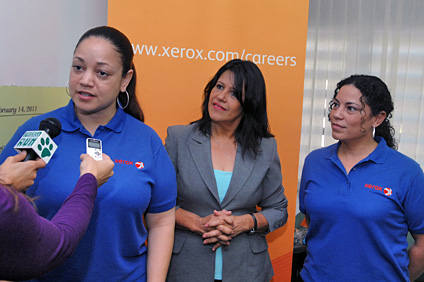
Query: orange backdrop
[{"left": 108, "top": 1, "right": 309, "bottom": 281}]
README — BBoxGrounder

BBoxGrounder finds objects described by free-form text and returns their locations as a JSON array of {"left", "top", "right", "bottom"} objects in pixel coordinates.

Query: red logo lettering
[
  {"left": 114, "top": 159, "right": 135, "bottom": 166},
  {"left": 364, "top": 183, "right": 390, "bottom": 194}
]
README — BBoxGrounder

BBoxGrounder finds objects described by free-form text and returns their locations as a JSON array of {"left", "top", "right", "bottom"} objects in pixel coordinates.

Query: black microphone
[{"left": 14, "top": 117, "right": 62, "bottom": 163}]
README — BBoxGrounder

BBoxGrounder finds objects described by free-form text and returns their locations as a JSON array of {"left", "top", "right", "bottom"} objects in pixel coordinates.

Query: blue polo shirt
[
  {"left": 299, "top": 137, "right": 424, "bottom": 282},
  {"left": 0, "top": 100, "right": 177, "bottom": 282}
]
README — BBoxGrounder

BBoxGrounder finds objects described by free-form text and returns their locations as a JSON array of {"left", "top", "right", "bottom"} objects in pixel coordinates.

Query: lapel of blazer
[
  {"left": 188, "top": 129, "right": 220, "bottom": 204},
  {"left": 221, "top": 145, "right": 256, "bottom": 207}
]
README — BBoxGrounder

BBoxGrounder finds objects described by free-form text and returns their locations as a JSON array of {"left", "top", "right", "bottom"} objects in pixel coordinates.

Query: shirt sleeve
[
  {"left": 404, "top": 167, "right": 424, "bottom": 234},
  {"left": 0, "top": 173, "right": 97, "bottom": 280},
  {"left": 146, "top": 137, "right": 177, "bottom": 214},
  {"left": 299, "top": 154, "right": 311, "bottom": 215},
  {"left": 257, "top": 138, "right": 288, "bottom": 233}
]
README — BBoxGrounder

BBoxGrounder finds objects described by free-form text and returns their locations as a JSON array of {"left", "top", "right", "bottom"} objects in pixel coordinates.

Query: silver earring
[
  {"left": 117, "top": 91, "right": 130, "bottom": 110},
  {"left": 372, "top": 127, "right": 376, "bottom": 138},
  {"left": 65, "top": 81, "right": 70, "bottom": 96}
]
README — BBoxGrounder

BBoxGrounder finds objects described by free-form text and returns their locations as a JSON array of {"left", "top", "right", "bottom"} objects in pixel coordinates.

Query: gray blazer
[{"left": 165, "top": 124, "right": 288, "bottom": 282}]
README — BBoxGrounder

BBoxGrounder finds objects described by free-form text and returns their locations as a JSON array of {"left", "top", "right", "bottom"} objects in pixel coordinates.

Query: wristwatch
[{"left": 248, "top": 213, "right": 257, "bottom": 234}]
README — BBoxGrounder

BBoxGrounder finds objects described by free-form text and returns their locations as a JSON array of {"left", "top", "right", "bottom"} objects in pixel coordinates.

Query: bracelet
[{"left": 248, "top": 213, "right": 257, "bottom": 234}]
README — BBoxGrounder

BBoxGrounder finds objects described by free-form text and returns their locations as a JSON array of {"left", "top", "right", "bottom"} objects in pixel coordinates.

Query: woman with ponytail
[{"left": 0, "top": 26, "right": 176, "bottom": 282}]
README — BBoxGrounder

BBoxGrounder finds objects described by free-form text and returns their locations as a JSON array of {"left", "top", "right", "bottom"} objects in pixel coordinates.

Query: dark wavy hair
[
  {"left": 74, "top": 26, "right": 144, "bottom": 122},
  {"left": 194, "top": 59, "right": 274, "bottom": 157},
  {"left": 329, "top": 74, "right": 397, "bottom": 149},
  {"left": 1, "top": 185, "right": 36, "bottom": 212}
]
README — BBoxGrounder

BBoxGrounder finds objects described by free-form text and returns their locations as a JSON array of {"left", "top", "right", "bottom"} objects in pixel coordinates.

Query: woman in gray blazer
[{"left": 165, "top": 59, "right": 288, "bottom": 282}]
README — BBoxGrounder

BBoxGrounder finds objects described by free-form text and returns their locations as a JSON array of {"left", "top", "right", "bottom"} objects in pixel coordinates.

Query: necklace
[{"left": 212, "top": 137, "right": 235, "bottom": 162}]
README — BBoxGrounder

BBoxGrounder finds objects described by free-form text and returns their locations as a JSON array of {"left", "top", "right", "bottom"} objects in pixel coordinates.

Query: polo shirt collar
[
  {"left": 326, "top": 136, "right": 390, "bottom": 165},
  {"left": 367, "top": 137, "right": 390, "bottom": 164},
  {"left": 59, "top": 100, "right": 126, "bottom": 133}
]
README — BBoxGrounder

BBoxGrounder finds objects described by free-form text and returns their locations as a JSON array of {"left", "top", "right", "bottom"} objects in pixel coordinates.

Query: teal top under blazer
[{"left": 165, "top": 124, "right": 288, "bottom": 282}]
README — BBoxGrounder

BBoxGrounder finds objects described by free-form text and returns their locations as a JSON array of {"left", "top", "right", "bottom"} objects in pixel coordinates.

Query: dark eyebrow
[
  {"left": 72, "top": 56, "right": 111, "bottom": 67},
  {"left": 216, "top": 79, "right": 234, "bottom": 90},
  {"left": 333, "top": 98, "right": 360, "bottom": 108},
  {"left": 73, "top": 56, "right": 84, "bottom": 63},
  {"left": 346, "top": 102, "right": 361, "bottom": 107}
]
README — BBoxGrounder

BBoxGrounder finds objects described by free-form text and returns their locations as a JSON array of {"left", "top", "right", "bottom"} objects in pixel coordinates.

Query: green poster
[{"left": 0, "top": 86, "right": 70, "bottom": 153}]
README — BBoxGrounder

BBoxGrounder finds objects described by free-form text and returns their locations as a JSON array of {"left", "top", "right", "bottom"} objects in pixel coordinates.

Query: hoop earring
[
  {"left": 117, "top": 91, "right": 130, "bottom": 110},
  {"left": 65, "top": 81, "right": 70, "bottom": 96}
]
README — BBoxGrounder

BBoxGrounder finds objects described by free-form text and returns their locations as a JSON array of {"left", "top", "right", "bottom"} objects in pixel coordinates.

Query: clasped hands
[{"left": 198, "top": 209, "right": 248, "bottom": 251}]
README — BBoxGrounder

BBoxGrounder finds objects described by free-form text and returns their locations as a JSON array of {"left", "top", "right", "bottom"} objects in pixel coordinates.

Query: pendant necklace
[{"left": 212, "top": 137, "right": 235, "bottom": 162}]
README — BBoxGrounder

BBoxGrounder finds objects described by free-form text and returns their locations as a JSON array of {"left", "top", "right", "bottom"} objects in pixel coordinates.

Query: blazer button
[{"left": 223, "top": 245, "right": 229, "bottom": 251}]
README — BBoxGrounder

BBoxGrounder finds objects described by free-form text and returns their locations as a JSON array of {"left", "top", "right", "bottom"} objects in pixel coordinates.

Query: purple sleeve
[{"left": 0, "top": 173, "right": 97, "bottom": 280}]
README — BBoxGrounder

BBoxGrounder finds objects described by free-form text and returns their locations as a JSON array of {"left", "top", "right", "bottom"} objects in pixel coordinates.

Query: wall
[
  {"left": 0, "top": 0, "right": 108, "bottom": 150},
  {"left": 0, "top": 0, "right": 108, "bottom": 87}
]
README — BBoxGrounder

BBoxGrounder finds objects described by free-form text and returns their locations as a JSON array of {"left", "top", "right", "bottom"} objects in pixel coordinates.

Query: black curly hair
[{"left": 329, "top": 74, "right": 397, "bottom": 150}]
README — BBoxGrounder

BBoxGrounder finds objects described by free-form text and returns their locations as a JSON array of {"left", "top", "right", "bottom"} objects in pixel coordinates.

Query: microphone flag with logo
[{"left": 14, "top": 117, "right": 62, "bottom": 164}]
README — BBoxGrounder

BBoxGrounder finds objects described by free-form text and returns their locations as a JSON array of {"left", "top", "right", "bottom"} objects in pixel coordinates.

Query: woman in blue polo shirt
[
  {"left": 0, "top": 26, "right": 177, "bottom": 281},
  {"left": 299, "top": 75, "right": 424, "bottom": 282}
]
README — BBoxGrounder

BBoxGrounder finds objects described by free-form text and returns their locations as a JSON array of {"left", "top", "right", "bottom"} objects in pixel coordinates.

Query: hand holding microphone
[
  {"left": 14, "top": 117, "right": 62, "bottom": 163},
  {"left": 3, "top": 117, "right": 61, "bottom": 191},
  {"left": 0, "top": 151, "right": 46, "bottom": 192},
  {"left": 8, "top": 117, "right": 114, "bottom": 190}
]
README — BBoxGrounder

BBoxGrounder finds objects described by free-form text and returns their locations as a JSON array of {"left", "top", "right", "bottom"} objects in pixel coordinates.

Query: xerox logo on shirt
[
  {"left": 115, "top": 159, "right": 134, "bottom": 165},
  {"left": 383, "top": 187, "right": 392, "bottom": 196},
  {"left": 364, "top": 183, "right": 392, "bottom": 197},
  {"left": 115, "top": 159, "right": 145, "bottom": 169}
]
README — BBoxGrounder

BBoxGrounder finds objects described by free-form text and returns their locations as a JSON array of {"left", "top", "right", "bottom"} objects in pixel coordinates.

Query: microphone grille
[{"left": 39, "top": 117, "right": 62, "bottom": 138}]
